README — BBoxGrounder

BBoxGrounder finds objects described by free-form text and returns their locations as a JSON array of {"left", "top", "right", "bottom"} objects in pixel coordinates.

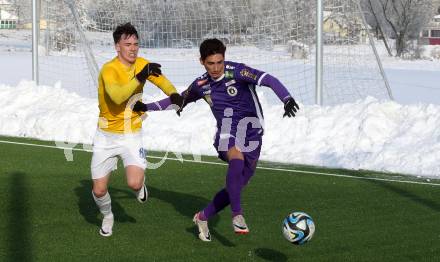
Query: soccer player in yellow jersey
[{"left": 91, "top": 22, "right": 183, "bottom": 237}]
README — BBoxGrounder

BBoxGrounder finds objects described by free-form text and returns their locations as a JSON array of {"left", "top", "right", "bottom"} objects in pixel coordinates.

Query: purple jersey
[
  {"left": 183, "top": 61, "right": 266, "bottom": 146},
  {"left": 146, "top": 60, "right": 293, "bottom": 154}
]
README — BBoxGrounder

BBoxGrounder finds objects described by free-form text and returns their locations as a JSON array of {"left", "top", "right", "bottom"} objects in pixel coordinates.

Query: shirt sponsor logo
[
  {"left": 226, "top": 64, "right": 235, "bottom": 70},
  {"left": 225, "top": 80, "right": 236, "bottom": 87},
  {"left": 240, "top": 69, "right": 257, "bottom": 81},
  {"left": 225, "top": 70, "right": 234, "bottom": 79},
  {"left": 227, "top": 86, "right": 238, "bottom": 97}
]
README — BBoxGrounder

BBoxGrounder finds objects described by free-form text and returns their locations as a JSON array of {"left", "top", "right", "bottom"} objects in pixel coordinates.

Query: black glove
[
  {"left": 136, "top": 62, "right": 162, "bottom": 83},
  {"left": 133, "top": 101, "right": 148, "bottom": 112},
  {"left": 169, "top": 93, "right": 184, "bottom": 110},
  {"left": 283, "top": 97, "right": 299, "bottom": 117},
  {"left": 176, "top": 108, "right": 183, "bottom": 117}
]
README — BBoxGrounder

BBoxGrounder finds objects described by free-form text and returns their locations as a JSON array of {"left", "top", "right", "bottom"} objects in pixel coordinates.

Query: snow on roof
[
  {"left": 0, "top": 0, "right": 12, "bottom": 5},
  {"left": 323, "top": 11, "right": 332, "bottom": 18},
  {"left": 0, "top": 9, "right": 17, "bottom": 20}
]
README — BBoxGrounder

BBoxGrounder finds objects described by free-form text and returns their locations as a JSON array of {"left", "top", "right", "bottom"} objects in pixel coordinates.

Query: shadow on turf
[
  {"left": 6, "top": 172, "right": 33, "bottom": 261},
  {"left": 148, "top": 186, "right": 235, "bottom": 247},
  {"left": 365, "top": 178, "right": 440, "bottom": 212},
  {"left": 254, "top": 248, "right": 288, "bottom": 261},
  {"left": 74, "top": 180, "right": 136, "bottom": 227}
]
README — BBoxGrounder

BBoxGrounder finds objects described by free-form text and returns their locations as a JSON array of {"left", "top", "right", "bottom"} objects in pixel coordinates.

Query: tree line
[{"left": 9, "top": 0, "right": 439, "bottom": 57}]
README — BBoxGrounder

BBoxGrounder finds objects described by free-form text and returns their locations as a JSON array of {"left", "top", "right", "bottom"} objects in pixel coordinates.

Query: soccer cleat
[
  {"left": 232, "top": 214, "right": 249, "bottom": 234},
  {"left": 99, "top": 213, "right": 114, "bottom": 237},
  {"left": 137, "top": 183, "right": 148, "bottom": 203},
  {"left": 193, "top": 212, "right": 211, "bottom": 242}
]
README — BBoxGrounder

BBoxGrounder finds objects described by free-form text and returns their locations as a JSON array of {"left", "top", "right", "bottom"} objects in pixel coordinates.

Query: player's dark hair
[
  {"left": 200, "top": 38, "right": 226, "bottom": 61},
  {"left": 113, "top": 22, "right": 138, "bottom": 44}
]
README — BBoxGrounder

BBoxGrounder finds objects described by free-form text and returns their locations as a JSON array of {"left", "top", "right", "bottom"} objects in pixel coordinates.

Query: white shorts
[{"left": 91, "top": 129, "right": 147, "bottom": 180}]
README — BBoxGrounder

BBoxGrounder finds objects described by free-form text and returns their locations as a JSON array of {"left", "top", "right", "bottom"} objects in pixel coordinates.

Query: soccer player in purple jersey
[{"left": 133, "top": 38, "right": 299, "bottom": 242}]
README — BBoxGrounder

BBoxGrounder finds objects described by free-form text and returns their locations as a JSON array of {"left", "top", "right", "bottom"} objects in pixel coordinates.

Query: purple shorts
[{"left": 213, "top": 134, "right": 262, "bottom": 170}]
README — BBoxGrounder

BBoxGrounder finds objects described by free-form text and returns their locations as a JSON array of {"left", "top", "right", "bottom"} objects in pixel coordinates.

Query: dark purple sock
[
  {"left": 202, "top": 189, "right": 229, "bottom": 220},
  {"left": 242, "top": 164, "right": 255, "bottom": 187},
  {"left": 226, "top": 159, "right": 245, "bottom": 216},
  {"left": 231, "top": 164, "right": 256, "bottom": 217}
]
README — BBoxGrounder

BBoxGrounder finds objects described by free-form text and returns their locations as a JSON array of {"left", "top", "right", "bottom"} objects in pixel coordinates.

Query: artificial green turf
[{"left": 0, "top": 136, "right": 439, "bottom": 261}]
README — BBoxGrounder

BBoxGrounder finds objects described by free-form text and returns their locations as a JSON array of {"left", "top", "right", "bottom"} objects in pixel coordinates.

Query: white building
[
  {"left": 0, "top": 0, "right": 17, "bottom": 29},
  {"left": 420, "top": 14, "right": 440, "bottom": 45}
]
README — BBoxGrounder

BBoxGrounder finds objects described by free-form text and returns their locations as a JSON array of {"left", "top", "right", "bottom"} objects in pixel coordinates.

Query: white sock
[
  {"left": 136, "top": 184, "right": 144, "bottom": 195},
  {"left": 136, "top": 176, "right": 146, "bottom": 194},
  {"left": 92, "top": 191, "right": 112, "bottom": 217}
]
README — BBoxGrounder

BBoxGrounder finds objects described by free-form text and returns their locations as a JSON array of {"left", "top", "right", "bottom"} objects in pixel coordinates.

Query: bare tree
[
  {"left": 361, "top": 0, "right": 393, "bottom": 56},
  {"left": 11, "top": 0, "right": 31, "bottom": 26},
  {"left": 369, "top": 0, "right": 433, "bottom": 57}
]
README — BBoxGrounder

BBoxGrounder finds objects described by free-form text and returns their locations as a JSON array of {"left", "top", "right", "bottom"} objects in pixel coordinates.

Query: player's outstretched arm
[
  {"left": 132, "top": 93, "right": 183, "bottom": 113},
  {"left": 169, "top": 93, "right": 184, "bottom": 109},
  {"left": 260, "top": 74, "right": 300, "bottom": 117},
  {"left": 283, "top": 97, "right": 300, "bottom": 118},
  {"left": 133, "top": 85, "right": 198, "bottom": 115},
  {"left": 132, "top": 100, "right": 149, "bottom": 112},
  {"left": 132, "top": 96, "right": 174, "bottom": 113}
]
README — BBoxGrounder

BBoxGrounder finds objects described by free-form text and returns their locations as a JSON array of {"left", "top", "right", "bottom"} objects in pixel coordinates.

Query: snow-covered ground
[{"left": 1, "top": 29, "right": 440, "bottom": 177}]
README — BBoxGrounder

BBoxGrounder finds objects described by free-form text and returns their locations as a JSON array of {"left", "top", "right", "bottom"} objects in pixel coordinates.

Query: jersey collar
[
  {"left": 115, "top": 57, "right": 135, "bottom": 71},
  {"left": 211, "top": 74, "right": 225, "bottom": 82}
]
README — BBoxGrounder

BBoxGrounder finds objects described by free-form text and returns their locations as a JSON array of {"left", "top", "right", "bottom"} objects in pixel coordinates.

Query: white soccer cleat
[
  {"left": 193, "top": 212, "right": 211, "bottom": 242},
  {"left": 137, "top": 183, "right": 148, "bottom": 203},
  {"left": 99, "top": 213, "right": 114, "bottom": 237},
  {"left": 232, "top": 214, "right": 249, "bottom": 234}
]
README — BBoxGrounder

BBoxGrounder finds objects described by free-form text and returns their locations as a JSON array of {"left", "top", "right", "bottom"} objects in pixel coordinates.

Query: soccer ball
[{"left": 282, "top": 212, "right": 315, "bottom": 245}]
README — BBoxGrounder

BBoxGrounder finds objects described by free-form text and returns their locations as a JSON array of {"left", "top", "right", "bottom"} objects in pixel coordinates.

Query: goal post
[
  {"left": 33, "top": 0, "right": 393, "bottom": 105},
  {"left": 316, "top": 0, "right": 324, "bottom": 105},
  {"left": 355, "top": 0, "right": 393, "bottom": 100},
  {"left": 32, "top": 0, "right": 39, "bottom": 84}
]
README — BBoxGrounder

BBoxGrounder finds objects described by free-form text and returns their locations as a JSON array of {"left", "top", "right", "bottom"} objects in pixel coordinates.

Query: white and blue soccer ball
[{"left": 282, "top": 211, "right": 315, "bottom": 245}]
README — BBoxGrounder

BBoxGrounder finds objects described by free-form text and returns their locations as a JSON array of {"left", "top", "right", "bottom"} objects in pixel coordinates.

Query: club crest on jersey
[
  {"left": 240, "top": 69, "right": 257, "bottom": 81},
  {"left": 227, "top": 86, "right": 238, "bottom": 97}
]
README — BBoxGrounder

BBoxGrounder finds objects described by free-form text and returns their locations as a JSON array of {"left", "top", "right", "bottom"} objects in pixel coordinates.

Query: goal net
[{"left": 37, "top": 0, "right": 392, "bottom": 105}]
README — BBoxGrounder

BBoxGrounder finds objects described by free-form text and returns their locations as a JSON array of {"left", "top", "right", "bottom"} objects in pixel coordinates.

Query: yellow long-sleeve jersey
[{"left": 97, "top": 57, "right": 177, "bottom": 134}]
